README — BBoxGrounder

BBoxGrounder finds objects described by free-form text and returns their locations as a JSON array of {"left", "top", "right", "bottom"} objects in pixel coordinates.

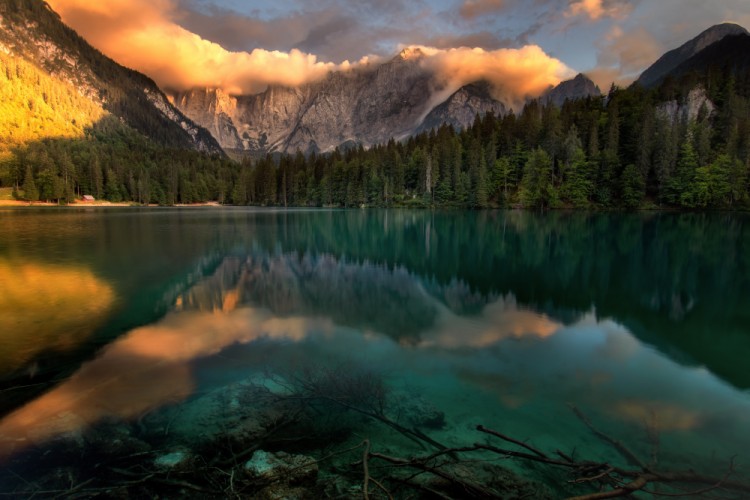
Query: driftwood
[{"left": 3, "top": 367, "right": 748, "bottom": 500}]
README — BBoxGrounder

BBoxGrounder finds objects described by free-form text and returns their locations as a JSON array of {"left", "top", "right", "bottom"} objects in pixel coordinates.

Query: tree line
[{"left": 3, "top": 49, "right": 750, "bottom": 209}]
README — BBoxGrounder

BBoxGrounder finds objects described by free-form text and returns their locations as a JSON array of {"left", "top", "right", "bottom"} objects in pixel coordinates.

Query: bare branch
[
  {"left": 570, "top": 405, "right": 646, "bottom": 470},
  {"left": 477, "top": 424, "right": 549, "bottom": 458}
]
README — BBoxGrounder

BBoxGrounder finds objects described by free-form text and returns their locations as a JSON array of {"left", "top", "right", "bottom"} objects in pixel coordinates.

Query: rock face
[
  {"left": 542, "top": 73, "right": 601, "bottom": 107},
  {"left": 0, "top": 0, "right": 223, "bottom": 154},
  {"left": 171, "top": 50, "right": 508, "bottom": 156},
  {"left": 172, "top": 88, "right": 243, "bottom": 150},
  {"left": 637, "top": 23, "right": 749, "bottom": 88},
  {"left": 418, "top": 81, "right": 507, "bottom": 133},
  {"left": 658, "top": 87, "right": 716, "bottom": 123}
]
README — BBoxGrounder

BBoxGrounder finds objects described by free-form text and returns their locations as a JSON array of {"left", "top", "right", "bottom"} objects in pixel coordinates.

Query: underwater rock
[
  {"left": 399, "top": 395, "right": 446, "bottom": 429},
  {"left": 153, "top": 449, "right": 193, "bottom": 470},
  {"left": 255, "top": 485, "right": 312, "bottom": 500},
  {"left": 425, "top": 462, "right": 555, "bottom": 499},
  {"left": 162, "top": 382, "right": 287, "bottom": 446},
  {"left": 244, "top": 450, "right": 318, "bottom": 486},
  {"left": 82, "top": 421, "right": 150, "bottom": 457}
]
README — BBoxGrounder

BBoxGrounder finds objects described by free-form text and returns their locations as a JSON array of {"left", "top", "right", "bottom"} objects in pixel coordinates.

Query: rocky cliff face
[
  {"left": 172, "top": 55, "right": 607, "bottom": 157},
  {"left": 170, "top": 50, "right": 504, "bottom": 156},
  {"left": 637, "top": 23, "right": 749, "bottom": 88},
  {"left": 418, "top": 81, "right": 507, "bottom": 133},
  {"left": 657, "top": 87, "right": 716, "bottom": 123},
  {"left": 542, "top": 74, "right": 601, "bottom": 107}
]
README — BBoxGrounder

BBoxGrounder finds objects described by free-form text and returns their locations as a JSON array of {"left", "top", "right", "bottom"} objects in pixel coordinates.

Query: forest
[{"left": 2, "top": 40, "right": 750, "bottom": 209}]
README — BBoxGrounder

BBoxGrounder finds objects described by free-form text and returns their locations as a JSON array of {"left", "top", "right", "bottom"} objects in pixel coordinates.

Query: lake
[{"left": 1, "top": 208, "right": 749, "bottom": 498}]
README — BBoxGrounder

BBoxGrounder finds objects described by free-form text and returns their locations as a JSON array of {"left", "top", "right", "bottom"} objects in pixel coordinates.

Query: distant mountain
[
  {"left": 542, "top": 73, "right": 601, "bottom": 107},
  {"left": 0, "top": 0, "right": 222, "bottom": 154},
  {"left": 171, "top": 49, "right": 489, "bottom": 156},
  {"left": 665, "top": 33, "right": 750, "bottom": 83},
  {"left": 637, "top": 23, "right": 749, "bottom": 88},
  {"left": 417, "top": 81, "right": 507, "bottom": 134},
  {"left": 170, "top": 48, "right": 531, "bottom": 156}
]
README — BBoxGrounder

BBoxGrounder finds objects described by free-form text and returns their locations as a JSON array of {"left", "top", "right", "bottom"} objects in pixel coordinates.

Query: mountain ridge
[
  {"left": 542, "top": 73, "right": 601, "bottom": 107},
  {"left": 637, "top": 23, "right": 749, "bottom": 87},
  {"left": 0, "top": 0, "right": 223, "bottom": 155},
  {"left": 171, "top": 59, "right": 600, "bottom": 157}
]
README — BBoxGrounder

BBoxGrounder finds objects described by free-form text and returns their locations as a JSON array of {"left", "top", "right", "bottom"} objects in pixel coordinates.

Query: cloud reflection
[
  {"left": 0, "top": 306, "right": 333, "bottom": 460},
  {"left": 0, "top": 260, "right": 115, "bottom": 376},
  {"left": 3, "top": 253, "right": 749, "bottom": 464},
  {"left": 0, "top": 253, "right": 552, "bottom": 459}
]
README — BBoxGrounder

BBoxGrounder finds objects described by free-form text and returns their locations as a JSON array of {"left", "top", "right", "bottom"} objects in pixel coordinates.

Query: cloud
[
  {"left": 45, "top": 0, "right": 571, "bottom": 102},
  {"left": 46, "top": 0, "right": 350, "bottom": 94},
  {"left": 567, "top": 0, "right": 635, "bottom": 21},
  {"left": 420, "top": 31, "right": 514, "bottom": 51},
  {"left": 459, "top": 0, "right": 506, "bottom": 19},
  {"left": 586, "top": 24, "right": 667, "bottom": 88},
  {"left": 412, "top": 45, "right": 575, "bottom": 109}
]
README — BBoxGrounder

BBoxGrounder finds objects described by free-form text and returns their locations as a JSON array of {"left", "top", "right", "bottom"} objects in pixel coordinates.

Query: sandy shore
[{"left": 0, "top": 200, "right": 224, "bottom": 207}]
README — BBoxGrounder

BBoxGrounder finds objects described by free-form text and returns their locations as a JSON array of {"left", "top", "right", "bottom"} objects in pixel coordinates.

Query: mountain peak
[
  {"left": 398, "top": 47, "right": 427, "bottom": 61},
  {"left": 542, "top": 73, "right": 601, "bottom": 107},
  {"left": 638, "top": 23, "right": 749, "bottom": 87}
]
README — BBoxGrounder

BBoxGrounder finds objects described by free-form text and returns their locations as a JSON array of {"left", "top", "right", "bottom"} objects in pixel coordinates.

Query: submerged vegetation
[{"left": 2, "top": 363, "right": 748, "bottom": 499}]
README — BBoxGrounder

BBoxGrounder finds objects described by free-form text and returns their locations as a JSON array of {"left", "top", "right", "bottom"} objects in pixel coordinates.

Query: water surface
[{"left": 1, "top": 208, "right": 749, "bottom": 496}]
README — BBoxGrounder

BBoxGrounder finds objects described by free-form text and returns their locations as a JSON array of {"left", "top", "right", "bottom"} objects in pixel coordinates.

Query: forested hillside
[
  {"left": 231, "top": 64, "right": 750, "bottom": 210},
  {"left": 2, "top": 2, "right": 749, "bottom": 209},
  {"left": 0, "top": 47, "right": 235, "bottom": 204}
]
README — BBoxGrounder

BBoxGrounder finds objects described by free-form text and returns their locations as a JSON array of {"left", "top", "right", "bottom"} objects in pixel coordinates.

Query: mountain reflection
[
  {"left": 0, "top": 252, "right": 562, "bottom": 459},
  {"left": 5, "top": 250, "right": 749, "bottom": 464},
  {"left": 0, "top": 306, "right": 336, "bottom": 460},
  {"left": 0, "top": 259, "right": 115, "bottom": 376}
]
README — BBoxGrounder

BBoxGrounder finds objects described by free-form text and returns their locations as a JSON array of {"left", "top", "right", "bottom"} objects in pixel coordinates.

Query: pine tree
[
  {"left": 22, "top": 165, "right": 38, "bottom": 201},
  {"left": 520, "top": 148, "right": 555, "bottom": 208},
  {"left": 620, "top": 164, "right": 645, "bottom": 209}
]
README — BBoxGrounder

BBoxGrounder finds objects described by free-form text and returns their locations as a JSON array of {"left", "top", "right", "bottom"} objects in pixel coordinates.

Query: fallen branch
[
  {"left": 477, "top": 425, "right": 548, "bottom": 459},
  {"left": 363, "top": 439, "right": 371, "bottom": 500},
  {"left": 569, "top": 405, "right": 645, "bottom": 470}
]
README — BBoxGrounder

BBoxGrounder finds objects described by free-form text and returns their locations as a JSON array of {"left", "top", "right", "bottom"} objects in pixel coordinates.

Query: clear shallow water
[{"left": 1, "top": 208, "right": 749, "bottom": 496}]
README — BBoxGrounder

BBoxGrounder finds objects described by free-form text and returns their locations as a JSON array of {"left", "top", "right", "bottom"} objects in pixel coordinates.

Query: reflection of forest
[
  {"left": 179, "top": 254, "right": 439, "bottom": 340},
  {"left": 235, "top": 210, "right": 750, "bottom": 388},
  {"left": 2, "top": 209, "right": 749, "bottom": 390}
]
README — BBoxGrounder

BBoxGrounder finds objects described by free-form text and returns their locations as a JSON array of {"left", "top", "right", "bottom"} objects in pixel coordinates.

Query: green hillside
[{"left": 0, "top": 44, "right": 234, "bottom": 204}]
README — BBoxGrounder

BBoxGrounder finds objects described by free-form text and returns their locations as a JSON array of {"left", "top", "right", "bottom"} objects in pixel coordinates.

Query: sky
[{"left": 45, "top": 0, "right": 750, "bottom": 100}]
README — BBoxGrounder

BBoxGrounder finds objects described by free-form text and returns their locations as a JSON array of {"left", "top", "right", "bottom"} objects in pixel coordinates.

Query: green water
[{"left": 1, "top": 208, "right": 749, "bottom": 496}]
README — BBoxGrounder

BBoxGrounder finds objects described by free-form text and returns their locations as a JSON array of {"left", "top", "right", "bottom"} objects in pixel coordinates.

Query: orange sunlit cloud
[
  {"left": 567, "top": 0, "right": 634, "bottom": 21},
  {"left": 45, "top": 0, "right": 346, "bottom": 94},
  {"left": 45, "top": 0, "right": 572, "bottom": 103},
  {"left": 407, "top": 45, "right": 574, "bottom": 110},
  {"left": 588, "top": 25, "right": 664, "bottom": 89}
]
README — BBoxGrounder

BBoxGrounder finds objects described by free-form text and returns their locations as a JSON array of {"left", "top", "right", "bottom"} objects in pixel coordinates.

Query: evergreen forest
[{"left": 2, "top": 42, "right": 750, "bottom": 210}]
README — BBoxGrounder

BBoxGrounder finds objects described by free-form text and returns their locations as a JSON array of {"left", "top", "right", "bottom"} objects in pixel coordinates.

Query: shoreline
[{"left": 0, "top": 200, "right": 224, "bottom": 208}]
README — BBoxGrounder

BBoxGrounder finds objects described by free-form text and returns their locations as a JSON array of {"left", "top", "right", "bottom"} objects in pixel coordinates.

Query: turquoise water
[{"left": 1, "top": 208, "right": 749, "bottom": 497}]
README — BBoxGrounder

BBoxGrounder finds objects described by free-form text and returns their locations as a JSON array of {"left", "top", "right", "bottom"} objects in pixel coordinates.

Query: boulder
[{"left": 244, "top": 450, "right": 318, "bottom": 486}]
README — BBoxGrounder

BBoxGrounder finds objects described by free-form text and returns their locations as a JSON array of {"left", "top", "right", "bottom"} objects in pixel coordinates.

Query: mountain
[
  {"left": 171, "top": 49, "right": 510, "bottom": 156},
  {"left": 0, "top": 0, "right": 222, "bottom": 155},
  {"left": 417, "top": 81, "right": 507, "bottom": 133},
  {"left": 664, "top": 33, "right": 750, "bottom": 83},
  {"left": 637, "top": 23, "right": 749, "bottom": 88},
  {"left": 542, "top": 73, "right": 601, "bottom": 107}
]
